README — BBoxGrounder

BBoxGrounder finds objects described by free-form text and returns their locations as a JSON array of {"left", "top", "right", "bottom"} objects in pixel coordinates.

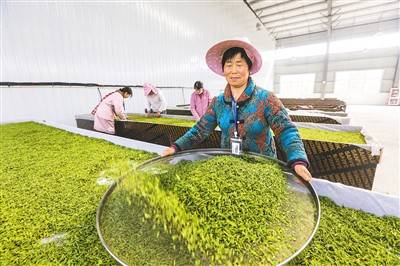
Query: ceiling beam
[
  {"left": 331, "top": 0, "right": 396, "bottom": 12},
  {"left": 248, "top": 0, "right": 264, "bottom": 4},
  {"left": 272, "top": 21, "right": 326, "bottom": 34},
  {"left": 260, "top": 0, "right": 380, "bottom": 24},
  {"left": 242, "top": 0, "right": 277, "bottom": 39},
  {"left": 259, "top": 1, "right": 326, "bottom": 18},
  {"left": 253, "top": 0, "right": 293, "bottom": 13},
  {"left": 264, "top": 12, "right": 326, "bottom": 30},
  {"left": 265, "top": 5, "right": 396, "bottom": 32},
  {"left": 275, "top": 18, "right": 399, "bottom": 40},
  {"left": 272, "top": 7, "right": 399, "bottom": 34},
  {"left": 331, "top": 1, "right": 399, "bottom": 19},
  {"left": 333, "top": 8, "right": 399, "bottom": 26},
  {"left": 262, "top": 7, "right": 326, "bottom": 25}
]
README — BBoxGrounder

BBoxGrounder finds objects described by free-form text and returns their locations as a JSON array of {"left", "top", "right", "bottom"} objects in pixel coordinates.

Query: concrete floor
[{"left": 346, "top": 105, "right": 399, "bottom": 197}]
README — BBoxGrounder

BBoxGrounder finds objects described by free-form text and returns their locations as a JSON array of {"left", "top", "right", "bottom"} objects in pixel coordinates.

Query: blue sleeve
[
  {"left": 264, "top": 92, "right": 309, "bottom": 167},
  {"left": 174, "top": 97, "right": 218, "bottom": 150}
]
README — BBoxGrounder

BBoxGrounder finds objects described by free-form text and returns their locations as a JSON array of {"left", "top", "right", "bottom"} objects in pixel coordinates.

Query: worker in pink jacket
[
  {"left": 190, "top": 81, "right": 212, "bottom": 120},
  {"left": 91, "top": 87, "right": 132, "bottom": 134}
]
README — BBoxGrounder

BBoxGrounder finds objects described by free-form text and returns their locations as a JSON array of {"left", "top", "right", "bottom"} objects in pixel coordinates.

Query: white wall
[
  {"left": 272, "top": 17, "right": 399, "bottom": 105},
  {"left": 274, "top": 47, "right": 398, "bottom": 92},
  {"left": 1, "top": 86, "right": 100, "bottom": 126},
  {"left": 0, "top": 85, "right": 230, "bottom": 126},
  {"left": 274, "top": 45, "right": 398, "bottom": 105},
  {"left": 1, "top": 1, "right": 275, "bottom": 125}
]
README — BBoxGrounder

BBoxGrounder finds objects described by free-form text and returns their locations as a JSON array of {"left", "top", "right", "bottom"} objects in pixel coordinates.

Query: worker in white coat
[{"left": 143, "top": 83, "right": 167, "bottom": 117}]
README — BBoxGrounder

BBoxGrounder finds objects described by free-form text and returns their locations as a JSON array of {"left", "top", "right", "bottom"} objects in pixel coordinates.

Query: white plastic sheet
[{"left": 312, "top": 179, "right": 399, "bottom": 218}]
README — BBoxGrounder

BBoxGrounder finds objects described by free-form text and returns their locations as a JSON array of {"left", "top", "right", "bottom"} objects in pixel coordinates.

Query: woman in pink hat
[
  {"left": 91, "top": 86, "right": 132, "bottom": 134},
  {"left": 143, "top": 83, "right": 167, "bottom": 118},
  {"left": 190, "top": 81, "right": 212, "bottom": 120},
  {"left": 162, "top": 40, "right": 312, "bottom": 182}
]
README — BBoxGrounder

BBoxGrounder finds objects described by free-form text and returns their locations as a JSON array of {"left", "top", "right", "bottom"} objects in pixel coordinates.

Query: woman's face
[
  {"left": 123, "top": 92, "right": 131, "bottom": 98},
  {"left": 194, "top": 88, "right": 203, "bottom": 95},
  {"left": 223, "top": 53, "right": 250, "bottom": 88}
]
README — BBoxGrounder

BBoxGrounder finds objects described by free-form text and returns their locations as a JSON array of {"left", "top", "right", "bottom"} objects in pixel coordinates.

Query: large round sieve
[{"left": 96, "top": 149, "right": 321, "bottom": 265}]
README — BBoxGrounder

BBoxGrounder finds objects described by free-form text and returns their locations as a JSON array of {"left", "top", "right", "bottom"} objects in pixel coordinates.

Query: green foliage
[
  {"left": 102, "top": 156, "right": 398, "bottom": 265},
  {"left": 298, "top": 128, "right": 366, "bottom": 144},
  {"left": 127, "top": 114, "right": 366, "bottom": 144},
  {"left": 113, "top": 156, "right": 307, "bottom": 265},
  {"left": 127, "top": 114, "right": 196, "bottom": 127},
  {"left": 101, "top": 189, "right": 194, "bottom": 265},
  {"left": 291, "top": 197, "right": 400, "bottom": 265},
  {"left": 0, "top": 122, "right": 154, "bottom": 265},
  {"left": 1, "top": 122, "right": 397, "bottom": 266},
  {"left": 158, "top": 156, "right": 292, "bottom": 264}
]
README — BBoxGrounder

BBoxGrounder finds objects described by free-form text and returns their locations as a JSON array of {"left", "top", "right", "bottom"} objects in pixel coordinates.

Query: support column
[{"left": 321, "top": 0, "right": 333, "bottom": 99}]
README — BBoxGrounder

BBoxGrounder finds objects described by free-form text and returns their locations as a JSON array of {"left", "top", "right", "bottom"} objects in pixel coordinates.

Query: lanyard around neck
[{"left": 231, "top": 98, "right": 239, "bottom": 137}]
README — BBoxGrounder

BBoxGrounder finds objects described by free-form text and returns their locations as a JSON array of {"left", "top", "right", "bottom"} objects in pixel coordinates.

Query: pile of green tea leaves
[
  {"left": 127, "top": 114, "right": 366, "bottom": 144},
  {"left": 292, "top": 197, "right": 400, "bottom": 265},
  {"left": 102, "top": 156, "right": 398, "bottom": 265},
  {"left": 127, "top": 114, "right": 195, "bottom": 127},
  {"left": 117, "top": 156, "right": 302, "bottom": 265},
  {"left": 298, "top": 128, "right": 366, "bottom": 144},
  {"left": 0, "top": 122, "right": 154, "bottom": 265},
  {"left": 1, "top": 122, "right": 397, "bottom": 265},
  {"left": 101, "top": 180, "right": 195, "bottom": 265}
]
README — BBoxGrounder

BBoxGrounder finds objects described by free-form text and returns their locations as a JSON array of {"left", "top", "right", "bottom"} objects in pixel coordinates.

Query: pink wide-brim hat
[
  {"left": 143, "top": 83, "right": 158, "bottom": 96},
  {"left": 206, "top": 40, "right": 262, "bottom": 76}
]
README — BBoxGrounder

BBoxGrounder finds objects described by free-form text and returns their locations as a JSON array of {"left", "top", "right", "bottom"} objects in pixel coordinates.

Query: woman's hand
[
  {"left": 146, "top": 112, "right": 161, "bottom": 118},
  {"left": 294, "top": 164, "right": 312, "bottom": 182},
  {"left": 161, "top": 147, "right": 176, "bottom": 157}
]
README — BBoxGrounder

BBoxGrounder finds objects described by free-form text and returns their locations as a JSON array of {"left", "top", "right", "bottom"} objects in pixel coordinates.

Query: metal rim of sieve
[{"left": 96, "top": 148, "right": 321, "bottom": 266}]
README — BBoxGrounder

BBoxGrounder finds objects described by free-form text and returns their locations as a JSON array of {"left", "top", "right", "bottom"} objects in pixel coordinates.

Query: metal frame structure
[
  {"left": 245, "top": 0, "right": 400, "bottom": 40},
  {"left": 244, "top": 0, "right": 399, "bottom": 101}
]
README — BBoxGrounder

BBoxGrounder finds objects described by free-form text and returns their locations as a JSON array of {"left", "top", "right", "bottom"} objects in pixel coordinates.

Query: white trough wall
[{"left": 1, "top": 1, "right": 275, "bottom": 126}]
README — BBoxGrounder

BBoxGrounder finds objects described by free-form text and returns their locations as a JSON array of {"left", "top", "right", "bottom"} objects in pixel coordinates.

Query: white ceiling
[{"left": 247, "top": 0, "right": 400, "bottom": 40}]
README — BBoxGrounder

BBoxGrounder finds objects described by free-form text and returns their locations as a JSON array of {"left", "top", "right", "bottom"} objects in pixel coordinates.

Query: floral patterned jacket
[{"left": 174, "top": 78, "right": 309, "bottom": 167}]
